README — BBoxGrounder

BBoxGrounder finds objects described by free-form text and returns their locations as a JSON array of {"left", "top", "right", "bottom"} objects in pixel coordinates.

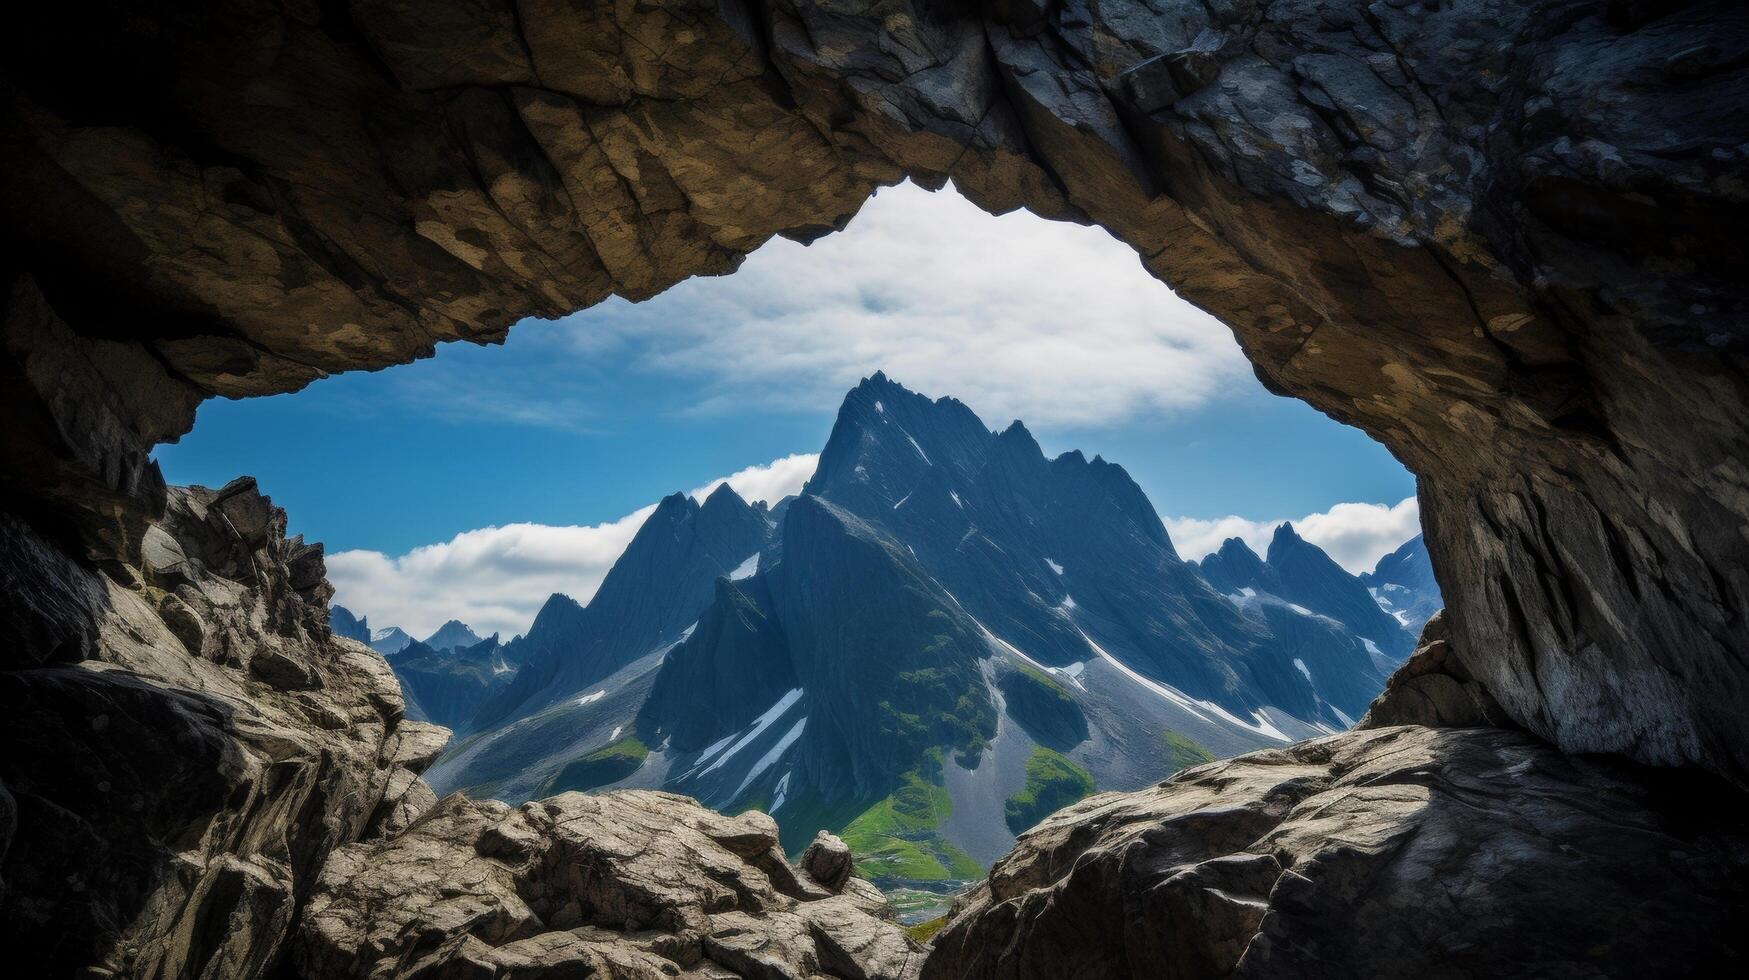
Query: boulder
[
  {"left": 925, "top": 726, "right": 1749, "bottom": 978},
  {"left": 802, "top": 830, "right": 855, "bottom": 893},
  {"left": 296, "top": 791, "right": 924, "bottom": 980},
  {"left": 1359, "top": 613, "right": 1516, "bottom": 730}
]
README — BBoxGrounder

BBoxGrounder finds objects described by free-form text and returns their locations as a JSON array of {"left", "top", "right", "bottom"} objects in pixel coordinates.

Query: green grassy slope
[
  {"left": 542, "top": 736, "right": 649, "bottom": 795},
  {"left": 1004, "top": 746, "right": 1096, "bottom": 834}
]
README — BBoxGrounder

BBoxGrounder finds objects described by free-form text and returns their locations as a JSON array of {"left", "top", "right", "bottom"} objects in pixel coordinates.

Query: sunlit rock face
[
  {"left": 296, "top": 790, "right": 924, "bottom": 980},
  {"left": 1, "top": 1, "right": 1747, "bottom": 977}
]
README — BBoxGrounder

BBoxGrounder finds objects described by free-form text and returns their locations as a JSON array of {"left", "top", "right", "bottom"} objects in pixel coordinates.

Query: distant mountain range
[
  {"left": 1361, "top": 534, "right": 1441, "bottom": 635},
  {"left": 335, "top": 374, "right": 1441, "bottom": 905}
]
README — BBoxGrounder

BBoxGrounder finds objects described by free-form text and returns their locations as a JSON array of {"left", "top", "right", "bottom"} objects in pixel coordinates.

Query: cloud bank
[
  {"left": 566, "top": 180, "right": 1251, "bottom": 428},
  {"left": 328, "top": 454, "right": 818, "bottom": 639},
  {"left": 1164, "top": 497, "right": 1423, "bottom": 575}
]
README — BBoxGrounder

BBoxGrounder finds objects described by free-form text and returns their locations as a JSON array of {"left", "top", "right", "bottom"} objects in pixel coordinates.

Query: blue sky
[{"left": 154, "top": 183, "right": 1418, "bottom": 637}]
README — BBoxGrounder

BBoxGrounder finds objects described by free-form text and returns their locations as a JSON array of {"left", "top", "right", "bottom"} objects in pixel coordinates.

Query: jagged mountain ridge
[
  {"left": 1200, "top": 525, "right": 1416, "bottom": 664},
  {"left": 467, "top": 484, "right": 776, "bottom": 733},
  {"left": 389, "top": 635, "right": 516, "bottom": 731},
  {"left": 427, "top": 375, "right": 1419, "bottom": 895},
  {"left": 329, "top": 604, "right": 372, "bottom": 645}
]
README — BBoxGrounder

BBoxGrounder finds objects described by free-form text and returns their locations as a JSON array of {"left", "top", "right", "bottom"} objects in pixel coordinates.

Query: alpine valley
[{"left": 340, "top": 375, "right": 1439, "bottom": 916}]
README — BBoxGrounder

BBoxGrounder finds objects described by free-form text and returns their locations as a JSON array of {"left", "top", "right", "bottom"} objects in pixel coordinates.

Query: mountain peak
[
  {"left": 1266, "top": 522, "right": 1307, "bottom": 563},
  {"left": 994, "top": 419, "right": 1044, "bottom": 460},
  {"left": 655, "top": 490, "right": 695, "bottom": 514},
  {"left": 1197, "top": 536, "right": 1267, "bottom": 593},
  {"left": 424, "top": 619, "right": 485, "bottom": 652},
  {"left": 1218, "top": 536, "right": 1264, "bottom": 562},
  {"left": 329, "top": 604, "right": 372, "bottom": 644},
  {"left": 700, "top": 481, "right": 748, "bottom": 510},
  {"left": 532, "top": 592, "right": 583, "bottom": 622}
]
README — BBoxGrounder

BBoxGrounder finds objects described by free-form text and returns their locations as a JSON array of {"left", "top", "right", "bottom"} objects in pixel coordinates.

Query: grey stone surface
[
  {"left": 925, "top": 725, "right": 1749, "bottom": 978},
  {"left": 1360, "top": 612, "right": 1516, "bottom": 730},
  {"left": 802, "top": 830, "right": 855, "bottom": 893},
  {"left": 296, "top": 790, "right": 923, "bottom": 980},
  {"left": 0, "top": 479, "right": 441, "bottom": 977}
]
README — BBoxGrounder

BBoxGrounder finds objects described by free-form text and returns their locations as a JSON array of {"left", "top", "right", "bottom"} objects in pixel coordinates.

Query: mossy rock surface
[
  {"left": 1004, "top": 746, "right": 1095, "bottom": 834},
  {"left": 543, "top": 736, "right": 649, "bottom": 794},
  {"left": 1160, "top": 729, "right": 1215, "bottom": 773},
  {"left": 906, "top": 915, "right": 949, "bottom": 944},
  {"left": 996, "top": 663, "right": 1089, "bottom": 751}
]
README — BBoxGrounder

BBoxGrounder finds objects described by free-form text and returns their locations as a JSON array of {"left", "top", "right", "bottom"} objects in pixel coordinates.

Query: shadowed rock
[
  {"left": 802, "top": 830, "right": 855, "bottom": 893},
  {"left": 925, "top": 725, "right": 1749, "bottom": 978},
  {"left": 1359, "top": 613, "right": 1516, "bottom": 730}
]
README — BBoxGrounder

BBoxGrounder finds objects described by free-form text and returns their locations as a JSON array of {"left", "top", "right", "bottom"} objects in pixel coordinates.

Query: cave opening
[
  {"left": 3, "top": 0, "right": 1746, "bottom": 976},
  {"left": 149, "top": 178, "right": 1439, "bottom": 922}
]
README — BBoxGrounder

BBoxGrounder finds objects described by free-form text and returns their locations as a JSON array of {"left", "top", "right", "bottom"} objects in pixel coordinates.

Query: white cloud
[
  {"left": 1164, "top": 497, "right": 1423, "bottom": 575},
  {"left": 688, "top": 453, "right": 818, "bottom": 506},
  {"left": 564, "top": 180, "right": 1250, "bottom": 427},
  {"left": 327, "top": 454, "right": 817, "bottom": 639}
]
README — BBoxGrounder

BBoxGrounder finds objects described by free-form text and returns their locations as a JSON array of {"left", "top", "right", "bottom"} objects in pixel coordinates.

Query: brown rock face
[
  {"left": 924, "top": 725, "right": 1749, "bottom": 978},
  {"left": 3, "top": 1, "right": 1745, "bottom": 788},
  {"left": 296, "top": 790, "right": 923, "bottom": 980},
  {"left": 0, "top": 479, "right": 439, "bottom": 977}
]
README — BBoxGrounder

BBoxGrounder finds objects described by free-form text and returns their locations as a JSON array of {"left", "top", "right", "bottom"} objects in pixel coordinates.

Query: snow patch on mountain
[
  {"left": 730, "top": 717, "right": 807, "bottom": 802},
  {"left": 697, "top": 688, "right": 805, "bottom": 777}
]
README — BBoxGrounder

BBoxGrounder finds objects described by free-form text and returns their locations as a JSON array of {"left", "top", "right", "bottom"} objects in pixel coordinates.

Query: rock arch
[
  {"left": 1, "top": 0, "right": 1746, "bottom": 972},
  {"left": 7, "top": 0, "right": 1743, "bottom": 779}
]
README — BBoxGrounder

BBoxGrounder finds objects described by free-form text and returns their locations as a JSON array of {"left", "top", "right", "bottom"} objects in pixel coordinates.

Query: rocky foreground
[
  {"left": 0, "top": 479, "right": 444, "bottom": 976},
  {"left": 928, "top": 724, "right": 1749, "bottom": 977},
  {"left": 4, "top": 469, "right": 1746, "bottom": 978},
  {"left": 298, "top": 792, "right": 921, "bottom": 979}
]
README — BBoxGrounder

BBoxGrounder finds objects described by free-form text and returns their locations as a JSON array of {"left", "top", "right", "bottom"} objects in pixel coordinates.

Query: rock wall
[
  {"left": 924, "top": 725, "right": 1749, "bottom": 977},
  {"left": 0, "top": 479, "right": 441, "bottom": 977},
  {"left": 3, "top": 0, "right": 1744, "bottom": 786}
]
